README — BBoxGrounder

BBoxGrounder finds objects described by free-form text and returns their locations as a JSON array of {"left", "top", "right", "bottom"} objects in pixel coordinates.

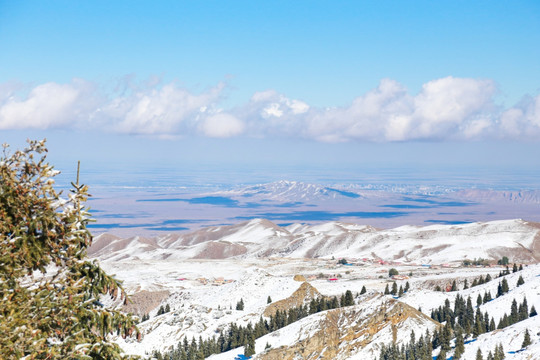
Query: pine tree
[
  {"left": 398, "top": 285, "right": 404, "bottom": 297},
  {"left": 463, "top": 279, "right": 469, "bottom": 289},
  {"left": 360, "top": 285, "right": 367, "bottom": 294},
  {"left": 405, "top": 281, "right": 410, "bottom": 293},
  {"left": 512, "top": 263, "right": 518, "bottom": 273},
  {"left": 267, "top": 296, "right": 272, "bottom": 304},
  {"left": 236, "top": 298, "right": 245, "bottom": 311},
  {"left": 436, "top": 349, "right": 446, "bottom": 360},
  {"left": 344, "top": 290, "right": 354, "bottom": 306},
  {"left": 522, "top": 329, "right": 531, "bottom": 348},
  {"left": 530, "top": 305, "right": 537, "bottom": 317},
  {"left": 244, "top": 333, "right": 256, "bottom": 357},
  {"left": 476, "top": 348, "right": 483, "bottom": 360},
  {"left": 494, "top": 343, "right": 504, "bottom": 360},
  {"left": 165, "top": 303, "right": 171, "bottom": 313},
  {"left": 510, "top": 299, "right": 518, "bottom": 325},
  {"left": 391, "top": 281, "right": 398, "bottom": 295},
  {"left": 0, "top": 140, "right": 139, "bottom": 359},
  {"left": 519, "top": 297, "right": 528, "bottom": 321},
  {"left": 453, "top": 329, "right": 465, "bottom": 359},
  {"left": 451, "top": 280, "right": 457, "bottom": 291},
  {"left": 384, "top": 284, "right": 390, "bottom": 295},
  {"left": 519, "top": 264, "right": 523, "bottom": 271},
  {"left": 517, "top": 275, "right": 524, "bottom": 287}
]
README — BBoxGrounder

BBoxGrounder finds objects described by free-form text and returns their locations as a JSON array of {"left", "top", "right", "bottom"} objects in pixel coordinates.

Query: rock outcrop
[{"left": 258, "top": 295, "right": 440, "bottom": 360}]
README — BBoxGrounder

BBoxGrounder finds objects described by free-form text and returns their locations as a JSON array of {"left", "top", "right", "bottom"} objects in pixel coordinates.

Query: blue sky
[{"left": 1, "top": 1, "right": 539, "bottom": 184}]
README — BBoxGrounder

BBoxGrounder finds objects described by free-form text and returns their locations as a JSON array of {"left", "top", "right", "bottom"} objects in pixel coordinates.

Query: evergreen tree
[
  {"left": 343, "top": 290, "right": 354, "bottom": 306},
  {"left": 436, "top": 349, "right": 446, "bottom": 360},
  {"left": 389, "top": 268, "right": 399, "bottom": 277},
  {"left": 517, "top": 275, "right": 524, "bottom": 287},
  {"left": 244, "top": 333, "right": 256, "bottom": 357},
  {"left": 165, "top": 303, "right": 171, "bottom": 313},
  {"left": 485, "top": 274, "right": 492, "bottom": 282},
  {"left": 530, "top": 305, "right": 537, "bottom": 317},
  {"left": 463, "top": 279, "right": 469, "bottom": 289},
  {"left": 477, "top": 294, "right": 483, "bottom": 307},
  {"left": 360, "top": 285, "right": 367, "bottom": 295},
  {"left": 519, "top": 264, "right": 523, "bottom": 271},
  {"left": 391, "top": 281, "right": 398, "bottom": 295},
  {"left": 236, "top": 298, "right": 245, "bottom": 311},
  {"left": 384, "top": 284, "right": 390, "bottom": 295},
  {"left": 476, "top": 348, "right": 483, "bottom": 360},
  {"left": 522, "top": 329, "right": 531, "bottom": 348},
  {"left": 0, "top": 141, "right": 139, "bottom": 359},
  {"left": 398, "top": 285, "right": 404, "bottom": 297},
  {"left": 489, "top": 317, "right": 496, "bottom": 331},
  {"left": 453, "top": 329, "right": 465, "bottom": 359},
  {"left": 404, "top": 281, "right": 410, "bottom": 293},
  {"left": 512, "top": 263, "right": 518, "bottom": 273},
  {"left": 494, "top": 343, "right": 504, "bottom": 360},
  {"left": 518, "top": 297, "right": 528, "bottom": 321},
  {"left": 510, "top": 299, "right": 518, "bottom": 324},
  {"left": 451, "top": 280, "right": 457, "bottom": 291},
  {"left": 267, "top": 296, "right": 272, "bottom": 304}
]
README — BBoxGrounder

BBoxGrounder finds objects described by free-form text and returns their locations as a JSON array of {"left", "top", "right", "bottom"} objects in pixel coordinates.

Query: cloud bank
[{"left": 1, "top": 77, "right": 539, "bottom": 142}]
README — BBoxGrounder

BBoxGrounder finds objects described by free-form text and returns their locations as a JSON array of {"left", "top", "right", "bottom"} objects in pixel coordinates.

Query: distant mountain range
[{"left": 90, "top": 218, "right": 540, "bottom": 264}]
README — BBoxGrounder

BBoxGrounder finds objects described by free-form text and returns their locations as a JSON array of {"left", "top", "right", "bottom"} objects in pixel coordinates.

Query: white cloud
[
  {"left": 103, "top": 82, "right": 225, "bottom": 135},
  {"left": 0, "top": 77, "right": 538, "bottom": 142},
  {"left": 0, "top": 79, "right": 97, "bottom": 130},
  {"left": 499, "top": 95, "right": 540, "bottom": 139},
  {"left": 199, "top": 112, "right": 245, "bottom": 138}
]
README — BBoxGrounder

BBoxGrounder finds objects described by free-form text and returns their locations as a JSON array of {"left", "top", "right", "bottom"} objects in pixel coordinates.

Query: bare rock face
[
  {"left": 263, "top": 282, "right": 321, "bottom": 317},
  {"left": 258, "top": 295, "right": 440, "bottom": 360},
  {"left": 122, "top": 290, "right": 170, "bottom": 316},
  {"left": 293, "top": 274, "right": 306, "bottom": 282}
]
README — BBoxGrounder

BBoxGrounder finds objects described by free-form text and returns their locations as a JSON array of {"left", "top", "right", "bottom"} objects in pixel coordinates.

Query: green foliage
[
  {"left": 360, "top": 285, "right": 367, "bottom": 295},
  {"left": 463, "top": 258, "right": 490, "bottom": 266},
  {"left": 522, "top": 329, "right": 532, "bottom": 348},
  {"left": 338, "top": 258, "right": 347, "bottom": 265},
  {"left": 160, "top": 289, "right": 358, "bottom": 359},
  {"left": 0, "top": 140, "right": 139, "bottom": 359},
  {"left": 498, "top": 256, "right": 509, "bottom": 265},
  {"left": 236, "top": 298, "right": 245, "bottom": 311},
  {"left": 390, "top": 281, "right": 398, "bottom": 295},
  {"left": 388, "top": 268, "right": 399, "bottom": 277},
  {"left": 476, "top": 348, "right": 483, "bottom": 360},
  {"left": 267, "top": 296, "right": 272, "bottom": 304},
  {"left": 244, "top": 333, "right": 255, "bottom": 357}
]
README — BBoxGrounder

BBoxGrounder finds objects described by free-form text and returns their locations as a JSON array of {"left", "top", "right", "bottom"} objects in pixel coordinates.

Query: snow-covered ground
[{"left": 94, "top": 219, "right": 540, "bottom": 359}]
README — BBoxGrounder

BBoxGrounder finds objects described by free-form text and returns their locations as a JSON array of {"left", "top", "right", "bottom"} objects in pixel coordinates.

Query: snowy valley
[{"left": 89, "top": 219, "right": 540, "bottom": 360}]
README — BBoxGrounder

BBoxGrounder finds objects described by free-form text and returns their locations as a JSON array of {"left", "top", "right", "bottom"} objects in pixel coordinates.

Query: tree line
[{"left": 153, "top": 289, "right": 357, "bottom": 360}]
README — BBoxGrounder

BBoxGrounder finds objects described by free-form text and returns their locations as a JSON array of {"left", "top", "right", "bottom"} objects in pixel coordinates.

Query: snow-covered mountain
[
  {"left": 90, "top": 218, "right": 540, "bottom": 264},
  {"left": 110, "top": 260, "right": 540, "bottom": 360},
  {"left": 215, "top": 180, "right": 363, "bottom": 202},
  {"left": 90, "top": 218, "right": 540, "bottom": 359}
]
